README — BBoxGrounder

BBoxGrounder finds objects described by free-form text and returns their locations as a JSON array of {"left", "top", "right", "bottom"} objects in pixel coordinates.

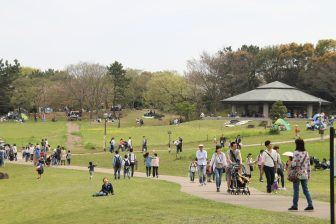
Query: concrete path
[{"left": 9, "top": 159, "right": 331, "bottom": 220}]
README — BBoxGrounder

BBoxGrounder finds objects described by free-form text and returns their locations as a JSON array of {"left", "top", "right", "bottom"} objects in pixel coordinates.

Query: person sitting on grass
[{"left": 92, "top": 177, "right": 114, "bottom": 197}]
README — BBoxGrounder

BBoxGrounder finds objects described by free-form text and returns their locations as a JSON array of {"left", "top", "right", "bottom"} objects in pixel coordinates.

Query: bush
[
  {"left": 270, "top": 101, "right": 287, "bottom": 122},
  {"left": 84, "top": 142, "right": 97, "bottom": 150},
  {"left": 269, "top": 125, "right": 280, "bottom": 135}
]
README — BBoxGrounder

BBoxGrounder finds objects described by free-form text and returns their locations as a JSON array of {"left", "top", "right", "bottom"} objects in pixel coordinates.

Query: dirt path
[
  {"left": 9, "top": 159, "right": 330, "bottom": 220},
  {"left": 66, "top": 122, "right": 82, "bottom": 151}
]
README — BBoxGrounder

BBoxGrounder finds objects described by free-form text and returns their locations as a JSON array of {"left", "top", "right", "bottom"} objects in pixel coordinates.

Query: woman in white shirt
[{"left": 210, "top": 145, "right": 227, "bottom": 192}]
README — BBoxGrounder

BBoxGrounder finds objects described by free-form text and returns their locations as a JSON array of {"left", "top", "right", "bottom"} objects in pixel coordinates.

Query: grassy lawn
[
  {"left": 0, "top": 120, "right": 67, "bottom": 147},
  {"left": 0, "top": 164, "right": 327, "bottom": 224},
  {"left": 78, "top": 118, "right": 328, "bottom": 152},
  {"left": 71, "top": 140, "right": 333, "bottom": 202}
]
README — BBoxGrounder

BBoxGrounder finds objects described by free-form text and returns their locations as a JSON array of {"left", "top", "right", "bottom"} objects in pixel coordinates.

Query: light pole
[
  {"left": 168, "top": 130, "right": 172, "bottom": 153},
  {"left": 319, "top": 98, "right": 322, "bottom": 113},
  {"left": 103, "top": 114, "right": 108, "bottom": 152}
]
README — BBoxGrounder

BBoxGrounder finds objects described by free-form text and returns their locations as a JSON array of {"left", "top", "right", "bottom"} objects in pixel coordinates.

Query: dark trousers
[
  {"left": 130, "top": 162, "right": 135, "bottom": 177},
  {"left": 152, "top": 166, "right": 158, "bottom": 177},
  {"left": 277, "top": 168, "right": 285, "bottom": 188},
  {"left": 263, "top": 165, "right": 275, "bottom": 193},
  {"left": 146, "top": 166, "right": 151, "bottom": 177}
]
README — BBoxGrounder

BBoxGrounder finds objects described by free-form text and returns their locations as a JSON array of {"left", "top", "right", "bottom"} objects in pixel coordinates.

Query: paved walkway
[{"left": 9, "top": 159, "right": 331, "bottom": 220}]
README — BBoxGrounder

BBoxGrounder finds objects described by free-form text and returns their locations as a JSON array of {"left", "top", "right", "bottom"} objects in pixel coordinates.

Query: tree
[
  {"left": 175, "top": 101, "right": 196, "bottom": 121},
  {"left": 106, "top": 61, "right": 129, "bottom": 114},
  {"left": 0, "top": 59, "right": 21, "bottom": 114},
  {"left": 269, "top": 101, "right": 287, "bottom": 122}
]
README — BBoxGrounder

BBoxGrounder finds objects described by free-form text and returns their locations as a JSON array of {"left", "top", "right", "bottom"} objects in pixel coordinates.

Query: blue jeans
[
  {"left": 293, "top": 179, "right": 313, "bottom": 208},
  {"left": 198, "top": 165, "right": 206, "bottom": 184},
  {"left": 114, "top": 167, "right": 121, "bottom": 179},
  {"left": 214, "top": 168, "right": 224, "bottom": 189},
  {"left": 93, "top": 191, "right": 107, "bottom": 197}
]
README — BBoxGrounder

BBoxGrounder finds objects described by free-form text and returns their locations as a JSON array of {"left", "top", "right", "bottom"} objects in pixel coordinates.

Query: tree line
[{"left": 0, "top": 39, "right": 335, "bottom": 119}]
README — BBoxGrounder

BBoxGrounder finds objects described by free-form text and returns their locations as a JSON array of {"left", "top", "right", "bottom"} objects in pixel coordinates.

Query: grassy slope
[
  {"left": 0, "top": 164, "right": 327, "bottom": 224},
  {"left": 0, "top": 121, "right": 67, "bottom": 147}
]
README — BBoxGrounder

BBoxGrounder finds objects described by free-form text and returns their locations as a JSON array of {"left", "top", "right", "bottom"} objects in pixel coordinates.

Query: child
[
  {"left": 189, "top": 158, "right": 197, "bottom": 182},
  {"left": 123, "top": 155, "right": 131, "bottom": 179},
  {"left": 271, "top": 173, "right": 279, "bottom": 193},
  {"left": 88, "top": 161, "right": 97, "bottom": 180},
  {"left": 66, "top": 150, "right": 71, "bottom": 165},
  {"left": 206, "top": 159, "right": 212, "bottom": 183},
  {"left": 92, "top": 177, "right": 114, "bottom": 197},
  {"left": 36, "top": 159, "right": 44, "bottom": 179},
  {"left": 246, "top": 153, "right": 255, "bottom": 178},
  {"left": 151, "top": 153, "right": 159, "bottom": 178}
]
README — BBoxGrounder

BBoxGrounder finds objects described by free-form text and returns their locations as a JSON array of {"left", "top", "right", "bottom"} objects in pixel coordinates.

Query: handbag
[{"left": 287, "top": 153, "right": 308, "bottom": 183}]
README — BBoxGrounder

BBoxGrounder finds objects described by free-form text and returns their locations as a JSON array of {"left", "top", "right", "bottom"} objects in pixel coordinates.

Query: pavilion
[{"left": 221, "top": 81, "right": 330, "bottom": 118}]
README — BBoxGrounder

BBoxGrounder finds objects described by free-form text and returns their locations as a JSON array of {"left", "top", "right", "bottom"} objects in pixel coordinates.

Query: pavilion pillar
[
  {"left": 263, "top": 103, "right": 269, "bottom": 118},
  {"left": 231, "top": 104, "right": 236, "bottom": 114},
  {"left": 307, "top": 104, "right": 313, "bottom": 119}
]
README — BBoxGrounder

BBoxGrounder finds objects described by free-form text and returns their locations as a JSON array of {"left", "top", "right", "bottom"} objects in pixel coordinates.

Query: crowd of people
[{"left": 191, "top": 138, "right": 313, "bottom": 210}]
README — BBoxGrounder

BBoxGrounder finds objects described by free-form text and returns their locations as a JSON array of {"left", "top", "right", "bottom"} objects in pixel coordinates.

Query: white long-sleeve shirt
[{"left": 196, "top": 149, "right": 207, "bottom": 166}]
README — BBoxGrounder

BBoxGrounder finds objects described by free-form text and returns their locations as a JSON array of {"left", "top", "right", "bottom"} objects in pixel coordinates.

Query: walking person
[
  {"left": 261, "top": 140, "right": 277, "bottom": 193},
  {"left": 60, "top": 147, "right": 66, "bottom": 166},
  {"left": 112, "top": 151, "right": 122, "bottom": 180},
  {"left": 109, "top": 137, "right": 115, "bottom": 153},
  {"left": 127, "top": 137, "right": 132, "bottom": 151},
  {"left": 196, "top": 144, "right": 207, "bottom": 186},
  {"left": 66, "top": 150, "right": 72, "bottom": 165},
  {"left": 245, "top": 153, "right": 256, "bottom": 178},
  {"left": 274, "top": 146, "right": 286, "bottom": 190},
  {"left": 226, "top": 142, "right": 242, "bottom": 191},
  {"left": 128, "top": 148, "right": 136, "bottom": 177},
  {"left": 123, "top": 155, "right": 131, "bottom": 179},
  {"left": 151, "top": 153, "right": 159, "bottom": 178},
  {"left": 210, "top": 145, "right": 227, "bottom": 192},
  {"left": 142, "top": 136, "right": 148, "bottom": 152},
  {"left": 88, "top": 161, "right": 97, "bottom": 180},
  {"left": 36, "top": 159, "right": 44, "bottom": 179},
  {"left": 144, "top": 152, "right": 152, "bottom": 177},
  {"left": 288, "top": 138, "right": 314, "bottom": 211},
  {"left": 189, "top": 158, "right": 197, "bottom": 182},
  {"left": 257, "top": 150, "right": 264, "bottom": 182}
]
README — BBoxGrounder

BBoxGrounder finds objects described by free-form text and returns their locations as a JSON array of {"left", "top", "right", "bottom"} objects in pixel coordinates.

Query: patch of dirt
[{"left": 66, "top": 122, "right": 82, "bottom": 151}]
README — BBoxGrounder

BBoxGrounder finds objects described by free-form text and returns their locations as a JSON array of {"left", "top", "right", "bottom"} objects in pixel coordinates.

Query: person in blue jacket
[{"left": 92, "top": 177, "right": 114, "bottom": 197}]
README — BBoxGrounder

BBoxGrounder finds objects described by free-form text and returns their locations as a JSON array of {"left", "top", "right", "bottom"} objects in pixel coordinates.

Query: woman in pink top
[
  {"left": 151, "top": 153, "right": 160, "bottom": 178},
  {"left": 257, "top": 150, "right": 264, "bottom": 182}
]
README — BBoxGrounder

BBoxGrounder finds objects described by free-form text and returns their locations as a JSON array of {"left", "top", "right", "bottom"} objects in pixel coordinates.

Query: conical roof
[{"left": 221, "top": 81, "right": 330, "bottom": 104}]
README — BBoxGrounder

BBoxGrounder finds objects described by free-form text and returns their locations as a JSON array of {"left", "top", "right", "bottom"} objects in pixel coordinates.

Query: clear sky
[{"left": 1, "top": 0, "right": 335, "bottom": 73}]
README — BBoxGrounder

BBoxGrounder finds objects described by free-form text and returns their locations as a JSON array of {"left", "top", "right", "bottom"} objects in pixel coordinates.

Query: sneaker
[
  {"left": 282, "top": 187, "right": 286, "bottom": 191},
  {"left": 216, "top": 188, "right": 220, "bottom": 192},
  {"left": 304, "top": 206, "right": 314, "bottom": 211},
  {"left": 203, "top": 182, "right": 206, "bottom": 185},
  {"left": 288, "top": 207, "right": 298, "bottom": 211},
  {"left": 259, "top": 179, "right": 263, "bottom": 183}
]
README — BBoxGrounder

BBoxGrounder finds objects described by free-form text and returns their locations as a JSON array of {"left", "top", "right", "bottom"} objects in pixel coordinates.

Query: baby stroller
[{"left": 229, "top": 163, "right": 250, "bottom": 195}]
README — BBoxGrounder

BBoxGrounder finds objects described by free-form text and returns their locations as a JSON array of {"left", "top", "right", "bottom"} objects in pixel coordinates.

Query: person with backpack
[
  {"left": 288, "top": 138, "right": 314, "bottom": 211},
  {"left": 261, "top": 140, "right": 278, "bottom": 193},
  {"left": 128, "top": 148, "right": 136, "bottom": 177},
  {"left": 113, "top": 151, "right": 122, "bottom": 180},
  {"left": 123, "top": 154, "right": 131, "bottom": 179}
]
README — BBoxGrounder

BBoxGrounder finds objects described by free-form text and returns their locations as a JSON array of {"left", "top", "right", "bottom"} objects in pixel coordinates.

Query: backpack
[
  {"left": 114, "top": 155, "right": 121, "bottom": 168},
  {"left": 124, "top": 159, "right": 130, "bottom": 167}
]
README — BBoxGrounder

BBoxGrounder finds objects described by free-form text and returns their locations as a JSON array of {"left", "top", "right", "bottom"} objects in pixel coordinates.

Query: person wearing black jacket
[{"left": 92, "top": 177, "right": 114, "bottom": 197}]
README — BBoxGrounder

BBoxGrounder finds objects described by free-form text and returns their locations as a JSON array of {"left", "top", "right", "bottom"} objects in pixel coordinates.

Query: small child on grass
[
  {"left": 88, "top": 161, "right": 97, "bottom": 180},
  {"left": 36, "top": 159, "right": 44, "bottom": 179},
  {"left": 92, "top": 177, "right": 114, "bottom": 197}
]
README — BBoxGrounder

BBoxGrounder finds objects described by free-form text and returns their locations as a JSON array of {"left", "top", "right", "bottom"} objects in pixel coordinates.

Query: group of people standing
[
  {"left": 109, "top": 136, "right": 148, "bottom": 153},
  {"left": 192, "top": 138, "right": 314, "bottom": 211}
]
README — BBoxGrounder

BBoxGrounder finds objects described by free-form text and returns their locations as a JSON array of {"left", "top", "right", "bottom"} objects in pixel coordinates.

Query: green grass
[
  {"left": 71, "top": 140, "right": 333, "bottom": 202},
  {"left": 0, "top": 164, "right": 327, "bottom": 224},
  {"left": 78, "top": 118, "right": 329, "bottom": 152},
  {"left": 0, "top": 120, "right": 67, "bottom": 147}
]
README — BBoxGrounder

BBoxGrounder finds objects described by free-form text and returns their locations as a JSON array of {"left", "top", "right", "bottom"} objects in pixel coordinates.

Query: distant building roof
[{"left": 221, "top": 81, "right": 330, "bottom": 104}]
